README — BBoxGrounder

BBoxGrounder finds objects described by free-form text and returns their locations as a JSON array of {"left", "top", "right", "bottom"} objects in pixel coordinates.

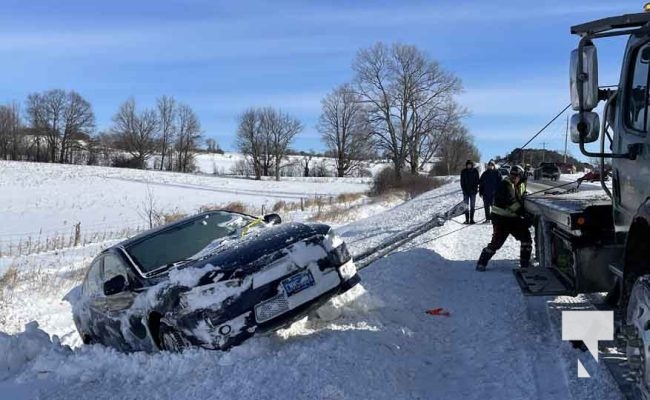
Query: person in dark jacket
[
  {"left": 478, "top": 161, "right": 501, "bottom": 222},
  {"left": 460, "top": 160, "right": 479, "bottom": 224},
  {"left": 476, "top": 165, "right": 532, "bottom": 271}
]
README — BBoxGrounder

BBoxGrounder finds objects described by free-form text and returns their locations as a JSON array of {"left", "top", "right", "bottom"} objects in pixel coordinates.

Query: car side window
[
  {"left": 102, "top": 254, "right": 130, "bottom": 286},
  {"left": 83, "top": 258, "right": 103, "bottom": 296},
  {"left": 626, "top": 43, "right": 650, "bottom": 136}
]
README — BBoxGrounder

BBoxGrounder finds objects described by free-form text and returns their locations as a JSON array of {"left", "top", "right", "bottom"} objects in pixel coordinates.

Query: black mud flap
[{"left": 513, "top": 267, "right": 575, "bottom": 296}]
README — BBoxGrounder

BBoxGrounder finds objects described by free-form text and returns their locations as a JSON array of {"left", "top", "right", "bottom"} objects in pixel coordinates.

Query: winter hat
[
  {"left": 488, "top": 160, "right": 495, "bottom": 166},
  {"left": 465, "top": 160, "right": 473, "bottom": 167}
]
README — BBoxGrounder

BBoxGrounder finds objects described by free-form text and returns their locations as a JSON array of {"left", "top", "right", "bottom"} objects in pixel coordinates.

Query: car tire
[{"left": 158, "top": 320, "right": 191, "bottom": 352}]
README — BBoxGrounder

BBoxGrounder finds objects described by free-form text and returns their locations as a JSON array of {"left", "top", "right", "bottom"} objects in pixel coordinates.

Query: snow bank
[{"left": 0, "top": 322, "right": 71, "bottom": 381}]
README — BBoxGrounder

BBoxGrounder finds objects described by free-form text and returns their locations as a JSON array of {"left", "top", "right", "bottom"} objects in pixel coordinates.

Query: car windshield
[{"left": 125, "top": 211, "right": 256, "bottom": 274}]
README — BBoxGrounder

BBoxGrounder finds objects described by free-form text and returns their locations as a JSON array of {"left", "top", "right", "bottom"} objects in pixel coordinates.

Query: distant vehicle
[
  {"left": 578, "top": 169, "right": 610, "bottom": 183},
  {"left": 533, "top": 162, "right": 561, "bottom": 181},
  {"left": 71, "top": 210, "right": 360, "bottom": 352},
  {"left": 497, "top": 164, "right": 510, "bottom": 178}
]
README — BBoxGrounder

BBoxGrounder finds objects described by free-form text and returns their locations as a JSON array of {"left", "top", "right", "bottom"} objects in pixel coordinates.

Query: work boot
[
  {"left": 476, "top": 247, "right": 495, "bottom": 271},
  {"left": 464, "top": 211, "right": 470, "bottom": 224},
  {"left": 470, "top": 210, "right": 476, "bottom": 224},
  {"left": 520, "top": 242, "right": 532, "bottom": 268}
]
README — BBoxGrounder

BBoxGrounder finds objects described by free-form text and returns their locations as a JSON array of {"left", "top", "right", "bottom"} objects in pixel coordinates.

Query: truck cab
[{"left": 516, "top": 8, "right": 650, "bottom": 396}]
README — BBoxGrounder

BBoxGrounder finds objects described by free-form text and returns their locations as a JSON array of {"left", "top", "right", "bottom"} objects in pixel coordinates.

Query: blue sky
[{"left": 0, "top": 0, "right": 643, "bottom": 161}]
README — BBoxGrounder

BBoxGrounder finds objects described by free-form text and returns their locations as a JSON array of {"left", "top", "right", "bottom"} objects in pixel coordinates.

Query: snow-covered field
[
  {"left": 191, "top": 152, "right": 394, "bottom": 178},
  {"left": 0, "top": 165, "right": 623, "bottom": 400},
  {"left": 0, "top": 161, "right": 371, "bottom": 256}
]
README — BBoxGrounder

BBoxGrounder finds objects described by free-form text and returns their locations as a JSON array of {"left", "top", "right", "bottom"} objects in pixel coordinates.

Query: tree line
[
  {"left": 1, "top": 42, "right": 480, "bottom": 179},
  {"left": 235, "top": 42, "right": 479, "bottom": 182},
  {"left": 0, "top": 91, "right": 204, "bottom": 171}
]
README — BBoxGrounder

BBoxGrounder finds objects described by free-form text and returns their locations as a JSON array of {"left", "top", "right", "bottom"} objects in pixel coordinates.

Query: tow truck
[{"left": 513, "top": 5, "right": 650, "bottom": 397}]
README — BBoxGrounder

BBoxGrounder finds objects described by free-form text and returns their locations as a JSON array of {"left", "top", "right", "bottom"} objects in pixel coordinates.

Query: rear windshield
[{"left": 125, "top": 211, "right": 254, "bottom": 273}]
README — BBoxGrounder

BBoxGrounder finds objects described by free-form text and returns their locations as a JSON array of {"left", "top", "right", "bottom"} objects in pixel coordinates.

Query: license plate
[{"left": 282, "top": 270, "right": 315, "bottom": 296}]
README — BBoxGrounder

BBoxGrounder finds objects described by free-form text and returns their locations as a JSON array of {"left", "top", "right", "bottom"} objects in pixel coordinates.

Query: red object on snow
[{"left": 426, "top": 308, "right": 450, "bottom": 317}]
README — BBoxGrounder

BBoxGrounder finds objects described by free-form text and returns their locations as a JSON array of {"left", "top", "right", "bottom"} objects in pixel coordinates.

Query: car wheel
[{"left": 158, "top": 320, "right": 191, "bottom": 352}]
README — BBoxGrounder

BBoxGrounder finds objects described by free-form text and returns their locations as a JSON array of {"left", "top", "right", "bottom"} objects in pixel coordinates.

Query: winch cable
[
  {"left": 525, "top": 178, "right": 583, "bottom": 197},
  {"left": 519, "top": 104, "right": 571, "bottom": 151}
]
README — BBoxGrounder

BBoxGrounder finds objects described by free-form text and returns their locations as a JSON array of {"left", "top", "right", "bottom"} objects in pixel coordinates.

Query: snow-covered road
[{"left": 0, "top": 180, "right": 623, "bottom": 399}]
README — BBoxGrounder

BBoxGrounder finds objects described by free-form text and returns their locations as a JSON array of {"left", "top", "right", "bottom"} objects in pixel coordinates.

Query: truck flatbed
[{"left": 524, "top": 192, "right": 612, "bottom": 234}]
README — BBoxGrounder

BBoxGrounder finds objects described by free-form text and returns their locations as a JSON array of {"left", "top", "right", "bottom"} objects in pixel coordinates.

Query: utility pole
[
  {"left": 564, "top": 115, "right": 569, "bottom": 164},
  {"left": 541, "top": 142, "right": 547, "bottom": 162}
]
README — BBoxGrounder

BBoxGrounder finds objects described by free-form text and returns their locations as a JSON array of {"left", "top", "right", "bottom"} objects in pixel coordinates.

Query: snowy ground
[
  {"left": 0, "top": 161, "right": 371, "bottom": 256},
  {"left": 191, "top": 152, "right": 392, "bottom": 177},
  {"left": 0, "top": 177, "right": 623, "bottom": 400}
]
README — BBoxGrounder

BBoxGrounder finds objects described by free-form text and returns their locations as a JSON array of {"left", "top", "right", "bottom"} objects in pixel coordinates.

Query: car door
[
  {"left": 92, "top": 252, "right": 138, "bottom": 351},
  {"left": 77, "top": 257, "right": 104, "bottom": 340}
]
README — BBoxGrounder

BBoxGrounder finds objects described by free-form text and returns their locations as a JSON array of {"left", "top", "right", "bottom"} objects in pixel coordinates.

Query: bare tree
[
  {"left": 353, "top": 42, "right": 462, "bottom": 182},
  {"left": 175, "top": 103, "right": 202, "bottom": 173},
  {"left": 157, "top": 96, "right": 176, "bottom": 171},
  {"left": 301, "top": 153, "right": 312, "bottom": 177},
  {"left": 60, "top": 91, "right": 95, "bottom": 163},
  {"left": 412, "top": 99, "right": 465, "bottom": 171},
  {"left": 0, "top": 102, "right": 21, "bottom": 160},
  {"left": 260, "top": 107, "right": 303, "bottom": 181},
  {"left": 111, "top": 98, "right": 159, "bottom": 169},
  {"left": 205, "top": 138, "right": 217, "bottom": 153},
  {"left": 25, "top": 90, "right": 65, "bottom": 162},
  {"left": 436, "top": 125, "right": 480, "bottom": 175},
  {"left": 236, "top": 108, "right": 265, "bottom": 179},
  {"left": 318, "top": 84, "right": 372, "bottom": 177},
  {"left": 235, "top": 107, "right": 302, "bottom": 180},
  {"left": 24, "top": 90, "right": 94, "bottom": 163}
]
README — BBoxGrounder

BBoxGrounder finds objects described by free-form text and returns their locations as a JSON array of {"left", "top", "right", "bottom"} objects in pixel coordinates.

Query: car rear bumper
[{"left": 178, "top": 264, "right": 361, "bottom": 350}]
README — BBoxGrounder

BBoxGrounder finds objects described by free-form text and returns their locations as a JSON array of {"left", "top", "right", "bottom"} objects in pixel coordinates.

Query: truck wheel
[{"left": 625, "top": 276, "right": 650, "bottom": 397}]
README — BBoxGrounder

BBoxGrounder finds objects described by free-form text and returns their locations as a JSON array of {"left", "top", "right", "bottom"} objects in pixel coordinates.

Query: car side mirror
[
  {"left": 104, "top": 275, "right": 128, "bottom": 296},
  {"left": 263, "top": 213, "right": 282, "bottom": 225}
]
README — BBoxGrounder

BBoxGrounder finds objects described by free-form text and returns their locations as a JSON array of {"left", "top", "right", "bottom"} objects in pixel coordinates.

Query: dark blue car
[{"left": 71, "top": 210, "right": 360, "bottom": 352}]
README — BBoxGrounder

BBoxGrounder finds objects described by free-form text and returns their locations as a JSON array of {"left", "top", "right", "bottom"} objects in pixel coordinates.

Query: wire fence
[{"left": 0, "top": 223, "right": 146, "bottom": 257}]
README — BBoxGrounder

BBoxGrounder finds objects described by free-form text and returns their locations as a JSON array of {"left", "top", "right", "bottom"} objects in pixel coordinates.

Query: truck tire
[{"left": 625, "top": 276, "right": 650, "bottom": 398}]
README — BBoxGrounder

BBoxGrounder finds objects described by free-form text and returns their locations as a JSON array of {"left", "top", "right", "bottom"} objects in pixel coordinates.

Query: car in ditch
[{"left": 70, "top": 210, "right": 360, "bottom": 352}]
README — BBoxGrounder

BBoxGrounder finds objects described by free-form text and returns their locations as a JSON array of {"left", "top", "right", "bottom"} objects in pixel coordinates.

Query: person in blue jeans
[
  {"left": 479, "top": 160, "right": 502, "bottom": 222},
  {"left": 460, "top": 160, "right": 479, "bottom": 224}
]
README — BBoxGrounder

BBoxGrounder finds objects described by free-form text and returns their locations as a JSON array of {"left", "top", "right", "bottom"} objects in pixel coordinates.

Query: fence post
[
  {"left": 300, "top": 198, "right": 304, "bottom": 211},
  {"left": 74, "top": 222, "right": 81, "bottom": 247}
]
